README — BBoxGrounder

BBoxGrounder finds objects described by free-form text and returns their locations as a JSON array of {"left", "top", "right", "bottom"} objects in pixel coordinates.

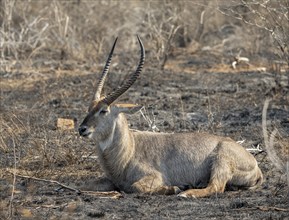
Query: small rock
[{"left": 57, "top": 118, "right": 75, "bottom": 130}]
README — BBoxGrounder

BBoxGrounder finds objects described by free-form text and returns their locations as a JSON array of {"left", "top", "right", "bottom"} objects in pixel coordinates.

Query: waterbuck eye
[{"left": 99, "top": 109, "right": 108, "bottom": 115}]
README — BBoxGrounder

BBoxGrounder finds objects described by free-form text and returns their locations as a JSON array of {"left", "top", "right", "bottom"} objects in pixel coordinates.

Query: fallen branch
[
  {"left": 5, "top": 170, "right": 122, "bottom": 198},
  {"left": 6, "top": 170, "right": 81, "bottom": 194},
  {"left": 256, "top": 206, "right": 289, "bottom": 212},
  {"left": 232, "top": 206, "right": 289, "bottom": 212},
  {"left": 81, "top": 190, "right": 122, "bottom": 199}
]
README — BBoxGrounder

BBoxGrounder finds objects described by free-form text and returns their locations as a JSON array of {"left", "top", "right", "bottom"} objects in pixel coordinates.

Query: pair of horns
[{"left": 92, "top": 35, "right": 145, "bottom": 106}]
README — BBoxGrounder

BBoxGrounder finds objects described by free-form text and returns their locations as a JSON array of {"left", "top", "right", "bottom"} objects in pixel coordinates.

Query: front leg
[
  {"left": 132, "top": 174, "right": 180, "bottom": 195},
  {"left": 79, "top": 176, "right": 116, "bottom": 192}
]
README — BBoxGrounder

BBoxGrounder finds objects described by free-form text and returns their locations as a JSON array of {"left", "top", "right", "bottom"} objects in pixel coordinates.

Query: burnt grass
[{"left": 1, "top": 52, "right": 289, "bottom": 219}]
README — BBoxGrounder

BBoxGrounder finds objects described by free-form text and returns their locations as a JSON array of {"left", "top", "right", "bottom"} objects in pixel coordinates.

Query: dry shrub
[
  {"left": 0, "top": 1, "right": 66, "bottom": 61},
  {"left": 1, "top": 0, "right": 281, "bottom": 70},
  {"left": 218, "top": 0, "right": 289, "bottom": 65},
  {"left": 0, "top": 0, "right": 147, "bottom": 66}
]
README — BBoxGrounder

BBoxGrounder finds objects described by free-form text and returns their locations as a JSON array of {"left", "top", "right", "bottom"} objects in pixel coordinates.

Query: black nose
[{"left": 78, "top": 126, "right": 87, "bottom": 136}]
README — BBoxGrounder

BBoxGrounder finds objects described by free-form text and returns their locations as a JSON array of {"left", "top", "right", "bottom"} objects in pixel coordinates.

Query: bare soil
[{"left": 1, "top": 52, "right": 288, "bottom": 219}]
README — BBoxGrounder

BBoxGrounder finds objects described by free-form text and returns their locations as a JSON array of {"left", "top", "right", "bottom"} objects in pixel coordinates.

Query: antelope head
[{"left": 78, "top": 36, "right": 145, "bottom": 140}]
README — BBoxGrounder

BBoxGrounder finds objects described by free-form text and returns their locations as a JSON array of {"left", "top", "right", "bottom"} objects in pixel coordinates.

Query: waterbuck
[{"left": 78, "top": 36, "right": 263, "bottom": 198}]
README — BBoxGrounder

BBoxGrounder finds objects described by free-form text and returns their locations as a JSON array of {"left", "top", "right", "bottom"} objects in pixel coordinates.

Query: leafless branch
[
  {"left": 262, "top": 99, "right": 288, "bottom": 177},
  {"left": 6, "top": 170, "right": 81, "bottom": 194},
  {"left": 218, "top": 0, "right": 289, "bottom": 65}
]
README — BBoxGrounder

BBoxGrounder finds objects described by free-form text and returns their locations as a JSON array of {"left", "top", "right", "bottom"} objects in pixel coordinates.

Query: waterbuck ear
[{"left": 114, "top": 103, "right": 143, "bottom": 114}]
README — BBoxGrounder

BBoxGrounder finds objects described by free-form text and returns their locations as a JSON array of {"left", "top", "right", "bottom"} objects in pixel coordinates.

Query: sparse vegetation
[
  {"left": 1, "top": 0, "right": 288, "bottom": 68},
  {"left": 218, "top": 0, "right": 289, "bottom": 66},
  {"left": 0, "top": 0, "right": 288, "bottom": 219}
]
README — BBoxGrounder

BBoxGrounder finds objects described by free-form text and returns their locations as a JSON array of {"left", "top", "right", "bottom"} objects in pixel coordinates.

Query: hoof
[
  {"left": 177, "top": 192, "right": 196, "bottom": 198},
  {"left": 177, "top": 193, "right": 188, "bottom": 198}
]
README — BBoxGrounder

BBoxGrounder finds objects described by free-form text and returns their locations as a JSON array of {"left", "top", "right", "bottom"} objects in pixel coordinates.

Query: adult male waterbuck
[{"left": 78, "top": 36, "right": 263, "bottom": 198}]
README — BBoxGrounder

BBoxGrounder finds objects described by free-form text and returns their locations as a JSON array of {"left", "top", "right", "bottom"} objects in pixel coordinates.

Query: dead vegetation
[
  {"left": 218, "top": 0, "right": 289, "bottom": 66},
  {"left": 1, "top": 0, "right": 288, "bottom": 69},
  {"left": 0, "top": 0, "right": 289, "bottom": 219},
  {"left": 262, "top": 99, "right": 289, "bottom": 186}
]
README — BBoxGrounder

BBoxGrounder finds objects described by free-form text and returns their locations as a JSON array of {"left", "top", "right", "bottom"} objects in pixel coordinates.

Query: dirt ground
[{"left": 1, "top": 51, "right": 289, "bottom": 219}]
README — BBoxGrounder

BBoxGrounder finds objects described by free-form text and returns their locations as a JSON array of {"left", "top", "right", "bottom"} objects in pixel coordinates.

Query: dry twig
[{"left": 8, "top": 138, "right": 16, "bottom": 219}]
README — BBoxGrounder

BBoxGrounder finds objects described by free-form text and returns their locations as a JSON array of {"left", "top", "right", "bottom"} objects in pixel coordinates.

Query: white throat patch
[{"left": 98, "top": 124, "right": 115, "bottom": 152}]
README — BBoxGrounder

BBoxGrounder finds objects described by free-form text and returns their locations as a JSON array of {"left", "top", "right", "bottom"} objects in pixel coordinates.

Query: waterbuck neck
[
  {"left": 98, "top": 121, "right": 116, "bottom": 151},
  {"left": 98, "top": 113, "right": 136, "bottom": 180}
]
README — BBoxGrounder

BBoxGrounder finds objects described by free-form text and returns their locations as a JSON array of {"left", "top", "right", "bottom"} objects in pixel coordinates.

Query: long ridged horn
[
  {"left": 93, "top": 37, "right": 118, "bottom": 101},
  {"left": 102, "top": 35, "right": 145, "bottom": 105}
]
